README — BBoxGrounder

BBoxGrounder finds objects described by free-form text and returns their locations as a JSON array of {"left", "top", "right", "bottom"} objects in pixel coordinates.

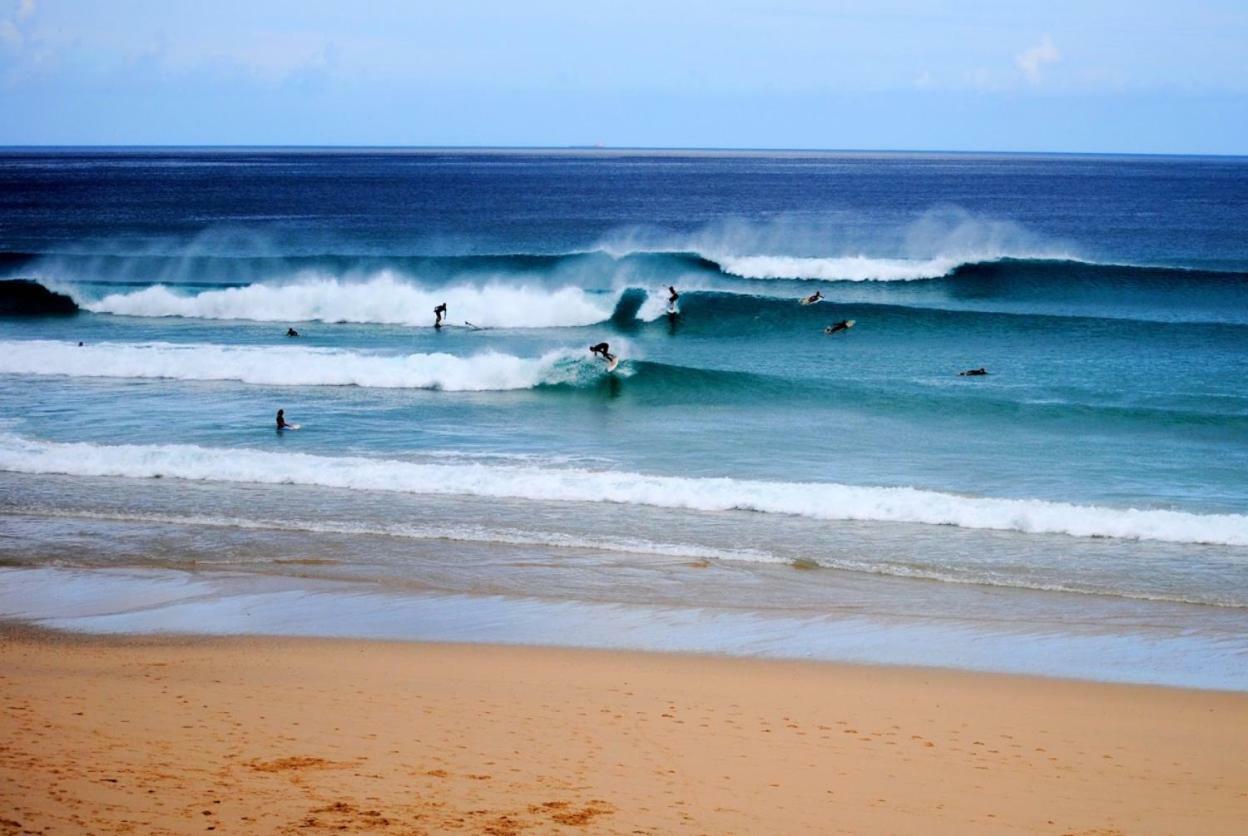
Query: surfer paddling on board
[
  {"left": 959, "top": 367, "right": 988, "bottom": 376},
  {"left": 825, "top": 319, "right": 854, "bottom": 335},
  {"left": 433, "top": 303, "right": 447, "bottom": 328},
  {"left": 286, "top": 327, "right": 300, "bottom": 337},
  {"left": 276, "top": 409, "right": 292, "bottom": 430},
  {"left": 801, "top": 291, "right": 824, "bottom": 305}
]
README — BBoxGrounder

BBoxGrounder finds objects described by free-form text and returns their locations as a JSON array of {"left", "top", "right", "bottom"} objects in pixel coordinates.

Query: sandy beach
[{"left": 2, "top": 631, "right": 1246, "bottom": 835}]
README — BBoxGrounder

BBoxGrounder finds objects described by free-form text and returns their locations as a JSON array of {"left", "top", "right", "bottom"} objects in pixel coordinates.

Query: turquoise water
[{"left": 1, "top": 149, "right": 1246, "bottom": 685}]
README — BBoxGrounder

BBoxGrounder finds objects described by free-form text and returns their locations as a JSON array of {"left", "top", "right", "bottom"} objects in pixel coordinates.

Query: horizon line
[{"left": 0, "top": 143, "right": 1245, "bottom": 160}]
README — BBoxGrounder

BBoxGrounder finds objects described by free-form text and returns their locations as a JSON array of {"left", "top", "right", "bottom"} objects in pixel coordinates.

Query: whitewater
[
  {"left": 0, "top": 339, "right": 610, "bottom": 391},
  {"left": 2, "top": 434, "right": 1244, "bottom": 547}
]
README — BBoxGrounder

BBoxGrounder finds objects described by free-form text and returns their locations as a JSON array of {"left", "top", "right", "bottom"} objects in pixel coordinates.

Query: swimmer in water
[
  {"left": 276, "top": 408, "right": 292, "bottom": 430},
  {"left": 959, "top": 367, "right": 988, "bottom": 376},
  {"left": 589, "top": 342, "right": 616, "bottom": 362},
  {"left": 286, "top": 327, "right": 299, "bottom": 337},
  {"left": 433, "top": 303, "right": 447, "bottom": 328},
  {"left": 825, "top": 319, "right": 853, "bottom": 335}
]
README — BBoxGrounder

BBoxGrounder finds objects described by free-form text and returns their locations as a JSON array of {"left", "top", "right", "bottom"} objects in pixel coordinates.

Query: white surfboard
[
  {"left": 606, "top": 356, "right": 620, "bottom": 372},
  {"left": 281, "top": 423, "right": 301, "bottom": 431},
  {"left": 800, "top": 296, "right": 823, "bottom": 306}
]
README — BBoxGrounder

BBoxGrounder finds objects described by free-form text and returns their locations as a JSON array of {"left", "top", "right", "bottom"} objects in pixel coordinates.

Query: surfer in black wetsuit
[
  {"left": 802, "top": 291, "right": 824, "bottom": 305},
  {"left": 589, "top": 342, "right": 615, "bottom": 362},
  {"left": 286, "top": 327, "right": 299, "bottom": 337},
  {"left": 276, "top": 409, "right": 291, "bottom": 430},
  {"left": 667, "top": 286, "right": 679, "bottom": 305},
  {"left": 959, "top": 367, "right": 988, "bottom": 376},
  {"left": 825, "top": 319, "right": 852, "bottom": 335},
  {"left": 433, "top": 302, "right": 447, "bottom": 328}
]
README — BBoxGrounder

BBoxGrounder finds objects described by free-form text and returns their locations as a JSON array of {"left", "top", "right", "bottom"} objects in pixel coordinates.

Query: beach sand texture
[{"left": 2, "top": 633, "right": 1246, "bottom": 835}]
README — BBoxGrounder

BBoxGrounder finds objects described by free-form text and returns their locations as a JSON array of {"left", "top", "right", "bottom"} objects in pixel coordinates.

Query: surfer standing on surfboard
[
  {"left": 589, "top": 342, "right": 615, "bottom": 363},
  {"left": 433, "top": 303, "right": 447, "bottom": 328}
]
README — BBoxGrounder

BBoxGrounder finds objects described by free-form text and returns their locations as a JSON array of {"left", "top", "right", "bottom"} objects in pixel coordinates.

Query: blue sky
[{"left": 1, "top": 0, "right": 1245, "bottom": 152}]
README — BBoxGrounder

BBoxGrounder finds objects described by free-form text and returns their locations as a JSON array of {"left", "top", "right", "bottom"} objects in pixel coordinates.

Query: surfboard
[
  {"left": 283, "top": 423, "right": 301, "bottom": 430},
  {"left": 606, "top": 356, "right": 620, "bottom": 372},
  {"left": 799, "top": 296, "right": 823, "bottom": 306},
  {"left": 464, "top": 321, "right": 486, "bottom": 331},
  {"left": 666, "top": 304, "right": 679, "bottom": 315}
]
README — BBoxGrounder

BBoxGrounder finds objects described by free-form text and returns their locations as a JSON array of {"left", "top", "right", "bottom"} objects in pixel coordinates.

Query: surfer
[
  {"left": 276, "top": 408, "right": 292, "bottom": 430},
  {"left": 802, "top": 291, "right": 824, "bottom": 305},
  {"left": 433, "top": 302, "right": 447, "bottom": 328},
  {"left": 286, "top": 327, "right": 300, "bottom": 337},
  {"left": 589, "top": 342, "right": 616, "bottom": 363},
  {"left": 959, "top": 367, "right": 988, "bottom": 376},
  {"left": 667, "top": 286, "right": 679, "bottom": 305},
  {"left": 825, "top": 319, "right": 853, "bottom": 335}
]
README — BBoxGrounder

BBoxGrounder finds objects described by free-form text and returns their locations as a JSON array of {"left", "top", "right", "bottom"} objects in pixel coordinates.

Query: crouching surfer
[
  {"left": 433, "top": 302, "right": 447, "bottom": 328},
  {"left": 589, "top": 342, "right": 616, "bottom": 363}
]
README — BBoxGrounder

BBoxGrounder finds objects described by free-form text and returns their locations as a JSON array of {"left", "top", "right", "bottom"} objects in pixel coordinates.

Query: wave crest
[
  {"left": 1, "top": 435, "right": 1244, "bottom": 546},
  {"left": 81, "top": 273, "right": 620, "bottom": 329},
  {"left": 0, "top": 340, "right": 615, "bottom": 391}
]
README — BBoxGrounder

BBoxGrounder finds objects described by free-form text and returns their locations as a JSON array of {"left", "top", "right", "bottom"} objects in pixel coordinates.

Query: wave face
[
  {"left": 0, "top": 340, "right": 617, "bottom": 391},
  {"left": 1, "top": 434, "right": 1244, "bottom": 546}
]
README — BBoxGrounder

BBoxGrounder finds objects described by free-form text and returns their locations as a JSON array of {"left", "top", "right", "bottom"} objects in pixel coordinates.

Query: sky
[{"left": 1, "top": 0, "right": 1246, "bottom": 153}]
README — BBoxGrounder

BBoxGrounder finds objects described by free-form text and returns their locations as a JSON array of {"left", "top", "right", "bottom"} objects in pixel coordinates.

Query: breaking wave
[
  {"left": 79, "top": 273, "right": 622, "bottom": 329},
  {"left": 0, "top": 340, "right": 616, "bottom": 392},
  {"left": 1, "top": 434, "right": 1245, "bottom": 546}
]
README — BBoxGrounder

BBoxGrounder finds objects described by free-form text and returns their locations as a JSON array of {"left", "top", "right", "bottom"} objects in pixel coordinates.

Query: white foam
[
  {"left": 0, "top": 340, "right": 609, "bottom": 391},
  {"left": 2, "top": 435, "right": 1245, "bottom": 546},
  {"left": 80, "top": 272, "right": 618, "bottom": 328},
  {"left": 715, "top": 254, "right": 967, "bottom": 282}
]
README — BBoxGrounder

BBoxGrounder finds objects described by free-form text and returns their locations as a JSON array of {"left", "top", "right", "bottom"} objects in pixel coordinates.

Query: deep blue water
[{"left": 1, "top": 149, "right": 1247, "bottom": 620}]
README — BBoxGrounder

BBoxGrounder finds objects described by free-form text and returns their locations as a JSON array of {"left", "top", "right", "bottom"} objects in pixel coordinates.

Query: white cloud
[
  {"left": 1016, "top": 35, "right": 1059, "bottom": 84},
  {"left": 16, "top": 0, "right": 35, "bottom": 22}
]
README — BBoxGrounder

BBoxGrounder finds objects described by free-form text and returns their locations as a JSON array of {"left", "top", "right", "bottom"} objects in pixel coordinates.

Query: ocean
[{"left": 1, "top": 148, "right": 1246, "bottom": 688}]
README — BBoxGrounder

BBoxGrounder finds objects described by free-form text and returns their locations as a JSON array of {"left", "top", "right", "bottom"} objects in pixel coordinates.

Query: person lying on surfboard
[
  {"left": 802, "top": 291, "right": 824, "bottom": 305},
  {"left": 276, "top": 408, "right": 292, "bottom": 430},
  {"left": 433, "top": 303, "right": 447, "bottom": 328},
  {"left": 825, "top": 319, "right": 853, "bottom": 335},
  {"left": 589, "top": 342, "right": 616, "bottom": 362},
  {"left": 959, "top": 367, "right": 988, "bottom": 376}
]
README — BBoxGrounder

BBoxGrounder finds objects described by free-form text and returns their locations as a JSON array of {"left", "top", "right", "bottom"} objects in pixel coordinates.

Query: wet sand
[{"left": 1, "top": 630, "right": 1246, "bottom": 835}]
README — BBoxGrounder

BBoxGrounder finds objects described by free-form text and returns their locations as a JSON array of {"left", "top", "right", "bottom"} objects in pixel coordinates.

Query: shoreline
[
  {"left": 3, "top": 628, "right": 1247, "bottom": 834},
  {"left": 3, "top": 564, "right": 1245, "bottom": 692}
]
